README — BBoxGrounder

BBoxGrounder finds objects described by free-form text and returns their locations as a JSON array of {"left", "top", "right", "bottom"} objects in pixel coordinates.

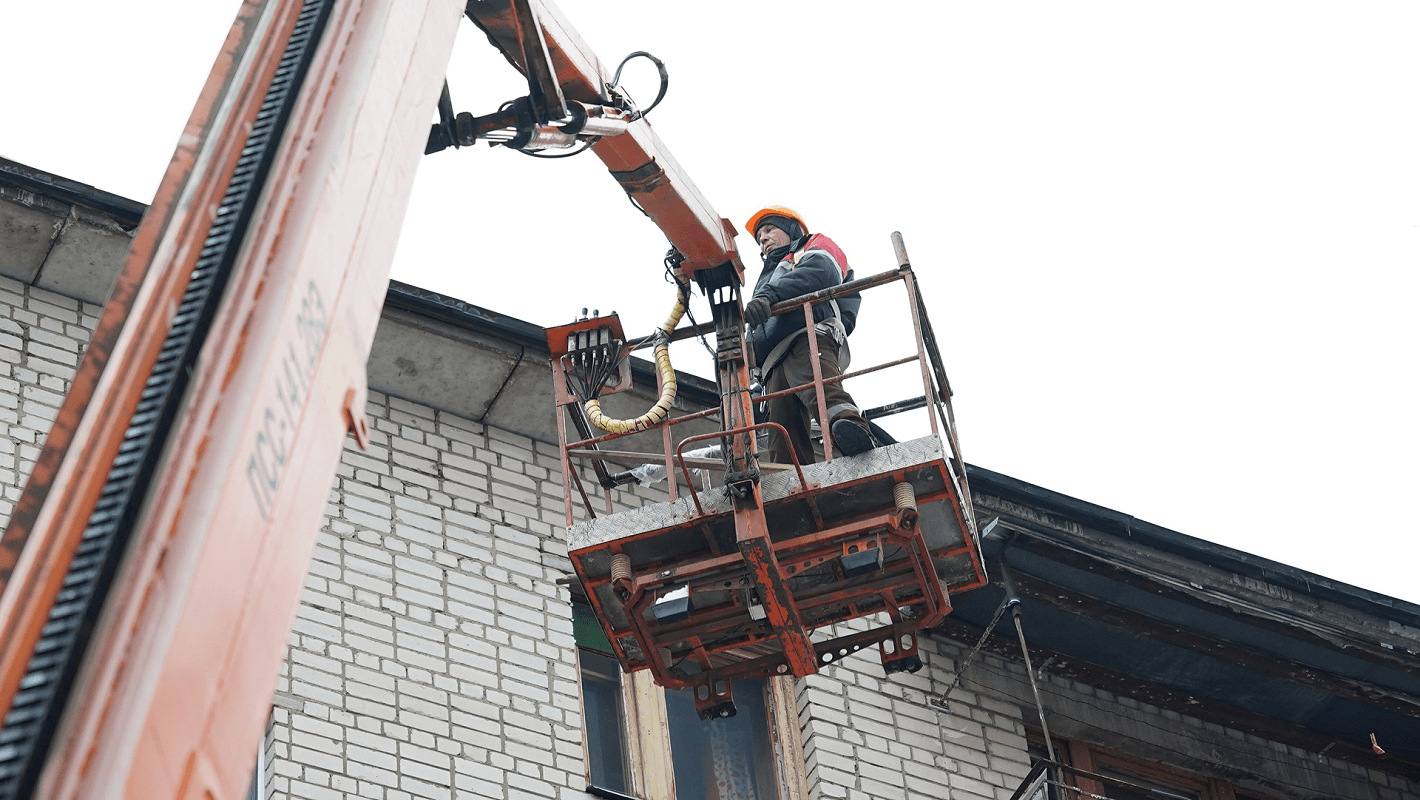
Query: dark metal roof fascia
[
  {"left": 1002, "top": 543, "right": 1420, "bottom": 698},
  {"left": 965, "top": 462, "right": 1420, "bottom": 627},
  {"left": 0, "top": 157, "right": 146, "bottom": 228},
  {"left": 945, "top": 585, "right": 1420, "bottom": 766},
  {"left": 13, "top": 159, "right": 1402, "bottom": 628},
  {"left": 386, "top": 279, "right": 549, "bottom": 349},
  {"left": 383, "top": 280, "right": 721, "bottom": 407}
]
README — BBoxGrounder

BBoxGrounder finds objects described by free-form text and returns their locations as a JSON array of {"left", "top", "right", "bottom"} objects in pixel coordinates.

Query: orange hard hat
[{"left": 745, "top": 205, "right": 808, "bottom": 237}]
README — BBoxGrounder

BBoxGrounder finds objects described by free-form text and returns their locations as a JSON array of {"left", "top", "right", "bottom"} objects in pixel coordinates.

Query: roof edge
[
  {"left": 0, "top": 157, "right": 146, "bottom": 227},
  {"left": 965, "top": 462, "right": 1420, "bottom": 625},
  {"left": 383, "top": 280, "right": 721, "bottom": 406}
]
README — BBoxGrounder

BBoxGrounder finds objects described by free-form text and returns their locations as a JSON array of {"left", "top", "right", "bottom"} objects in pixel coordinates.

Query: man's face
[{"left": 756, "top": 224, "right": 791, "bottom": 255}]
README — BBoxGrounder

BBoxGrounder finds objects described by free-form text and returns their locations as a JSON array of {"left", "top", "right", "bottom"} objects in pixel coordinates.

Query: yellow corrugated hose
[{"left": 584, "top": 285, "right": 687, "bottom": 434}]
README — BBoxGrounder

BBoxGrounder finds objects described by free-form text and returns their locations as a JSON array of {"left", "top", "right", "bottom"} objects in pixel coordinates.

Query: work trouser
[{"left": 761, "top": 332, "right": 867, "bottom": 466}]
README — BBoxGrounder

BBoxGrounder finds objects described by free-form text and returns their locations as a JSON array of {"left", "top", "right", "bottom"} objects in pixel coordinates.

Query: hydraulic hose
[{"left": 584, "top": 283, "right": 687, "bottom": 434}]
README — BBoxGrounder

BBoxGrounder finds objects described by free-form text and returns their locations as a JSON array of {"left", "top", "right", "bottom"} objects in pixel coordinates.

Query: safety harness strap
[{"left": 761, "top": 239, "right": 851, "bottom": 376}]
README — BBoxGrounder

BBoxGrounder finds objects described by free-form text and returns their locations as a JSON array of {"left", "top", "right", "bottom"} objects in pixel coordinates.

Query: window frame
[
  {"left": 1026, "top": 730, "right": 1283, "bottom": 800},
  {"left": 578, "top": 646, "right": 634, "bottom": 795},
  {"left": 574, "top": 603, "right": 637, "bottom": 797},
  {"left": 573, "top": 603, "right": 809, "bottom": 800}
]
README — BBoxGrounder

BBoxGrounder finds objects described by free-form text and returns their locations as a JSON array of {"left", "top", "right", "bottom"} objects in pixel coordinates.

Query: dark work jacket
[{"left": 748, "top": 235, "right": 861, "bottom": 369}]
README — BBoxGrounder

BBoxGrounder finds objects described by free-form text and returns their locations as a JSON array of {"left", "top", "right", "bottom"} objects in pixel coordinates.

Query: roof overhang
[{"left": 945, "top": 464, "right": 1420, "bottom": 777}]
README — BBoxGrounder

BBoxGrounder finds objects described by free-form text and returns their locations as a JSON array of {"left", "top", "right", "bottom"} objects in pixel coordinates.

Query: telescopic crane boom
[
  {"left": 0, "top": 1, "right": 981, "bottom": 797},
  {"left": 0, "top": 2, "right": 751, "bottom": 797}
]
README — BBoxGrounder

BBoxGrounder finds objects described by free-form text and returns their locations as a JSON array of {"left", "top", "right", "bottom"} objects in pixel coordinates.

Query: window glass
[
  {"left": 574, "top": 602, "right": 615, "bottom": 655},
  {"left": 581, "top": 650, "right": 630, "bottom": 793},
  {"left": 575, "top": 604, "right": 629, "bottom": 794},
  {"left": 664, "top": 679, "right": 778, "bottom": 800},
  {"left": 1097, "top": 767, "right": 1199, "bottom": 800}
]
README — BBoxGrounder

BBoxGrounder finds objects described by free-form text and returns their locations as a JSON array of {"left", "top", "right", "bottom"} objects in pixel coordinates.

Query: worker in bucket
[{"left": 743, "top": 205, "right": 876, "bottom": 464}]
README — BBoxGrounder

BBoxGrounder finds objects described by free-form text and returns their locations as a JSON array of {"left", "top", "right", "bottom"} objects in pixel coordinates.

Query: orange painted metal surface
[
  {"left": 0, "top": 0, "right": 293, "bottom": 750},
  {"left": 0, "top": 0, "right": 465, "bottom": 797},
  {"left": 733, "top": 481, "right": 819, "bottom": 676},
  {"left": 466, "top": 0, "right": 744, "bottom": 279},
  {"left": 572, "top": 458, "right": 974, "bottom": 687},
  {"left": 493, "top": 0, "right": 783, "bottom": 700},
  {"left": 554, "top": 267, "right": 987, "bottom": 712}
]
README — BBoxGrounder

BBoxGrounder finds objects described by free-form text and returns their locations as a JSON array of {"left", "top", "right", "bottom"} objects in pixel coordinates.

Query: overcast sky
[{"left": 4, "top": 1, "right": 1417, "bottom": 605}]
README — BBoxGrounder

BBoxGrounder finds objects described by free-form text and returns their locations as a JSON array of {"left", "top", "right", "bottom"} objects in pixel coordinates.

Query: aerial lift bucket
[{"left": 549, "top": 248, "right": 986, "bottom": 719}]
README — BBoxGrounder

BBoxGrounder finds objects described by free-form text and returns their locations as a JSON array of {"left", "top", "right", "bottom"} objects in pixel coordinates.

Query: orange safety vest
[{"left": 789, "top": 233, "right": 850, "bottom": 280}]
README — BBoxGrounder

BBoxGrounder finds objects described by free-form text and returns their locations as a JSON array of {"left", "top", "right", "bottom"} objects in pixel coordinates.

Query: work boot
[{"left": 831, "top": 419, "right": 875, "bottom": 457}]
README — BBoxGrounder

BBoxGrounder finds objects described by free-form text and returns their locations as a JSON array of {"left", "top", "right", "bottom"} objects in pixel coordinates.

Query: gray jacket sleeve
[{"left": 752, "top": 250, "right": 842, "bottom": 304}]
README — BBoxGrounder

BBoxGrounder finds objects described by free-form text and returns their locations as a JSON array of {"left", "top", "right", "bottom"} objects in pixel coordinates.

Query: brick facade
[
  {"left": 0, "top": 276, "right": 101, "bottom": 529},
  {"left": 266, "top": 392, "right": 667, "bottom": 800},
  {"left": 2, "top": 241, "right": 1417, "bottom": 800},
  {"left": 796, "top": 619, "right": 1032, "bottom": 800}
]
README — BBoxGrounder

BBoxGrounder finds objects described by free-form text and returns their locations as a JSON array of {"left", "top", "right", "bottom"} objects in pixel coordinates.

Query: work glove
[{"left": 744, "top": 296, "right": 772, "bottom": 327}]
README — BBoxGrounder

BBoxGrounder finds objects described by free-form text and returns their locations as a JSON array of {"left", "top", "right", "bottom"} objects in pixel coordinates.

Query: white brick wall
[
  {"left": 270, "top": 391, "right": 668, "bottom": 800},
  {"left": 796, "top": 617, "right": 1031, "bottom": 800},
  {"left": 0, "top": 275, "right": 101, "bottom": 529},
  {"left": 796, "top": 623, "right": 1420, "bottom": 800},
  {"left": 1, "top": 275, "right": 1416, "bottom": 800}
]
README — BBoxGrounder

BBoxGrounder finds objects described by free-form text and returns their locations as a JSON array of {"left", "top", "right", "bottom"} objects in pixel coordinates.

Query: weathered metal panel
[
  {"left": 0, "top": 0, "right": 465, "bottom": 797},
  {"left": 569, "top": 436, "right": 947, "bottom": 548}
]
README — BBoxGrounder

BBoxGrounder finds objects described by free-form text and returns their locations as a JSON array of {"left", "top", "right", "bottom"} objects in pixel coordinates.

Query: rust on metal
[
  {"left": 509, "top": 0, "right": 568, "bottom": 123},
  {"left": 673, "top": 423, "right": 810, "bottom": 516},
  {"left": 552, "top": 265, "right": 986, "bottom": 702},
  {"left": 891, "top": 231, "right": 911, "bottom": 269},
  {"left": 0, "top": 0, "right": 306, "bottom": 752},
  {"left": 466, "top": 0, "right": 743, "bottom": 278},
  {"left": 734, "top": 481, "right": 818, "bottom": 675},
  {"left": 4, "top": 0, "right": 467, "bottom": 797},
  {"left": 765, "top": 266, "right": 909, "bottom": 318}
]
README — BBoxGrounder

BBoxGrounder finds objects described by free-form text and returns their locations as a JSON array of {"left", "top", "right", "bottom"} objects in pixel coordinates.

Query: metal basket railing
[{"left": 553, "top": 259, "right": 971, "bottom": 534}]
